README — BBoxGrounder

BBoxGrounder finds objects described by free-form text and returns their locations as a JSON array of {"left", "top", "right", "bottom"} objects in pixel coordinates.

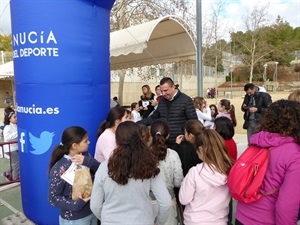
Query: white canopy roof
[
  {"left": 0, "top": 61, "right": 14, "bottom": 79},
  {"left": 0, "top": 16, "right": 196, "bottom": 76},
  {"left": 110, "top": 15, "right": 196, "bottom": 70}
]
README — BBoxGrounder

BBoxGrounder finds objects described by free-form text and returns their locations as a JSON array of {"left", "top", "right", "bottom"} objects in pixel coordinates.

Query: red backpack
[{"left": 227, "top": 145, "right": 276, "bottom": 203}]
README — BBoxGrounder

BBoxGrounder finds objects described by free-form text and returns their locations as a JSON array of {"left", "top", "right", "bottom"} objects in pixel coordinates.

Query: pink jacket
[
  {"left": 236, "top": 131, "right": 300, "bottom": 225},
  {"left": 94, "top": 129, "right": 116, "bottom": 163},
  {"left": 179, "top": 163, "right": 230, "bottom": 225}
]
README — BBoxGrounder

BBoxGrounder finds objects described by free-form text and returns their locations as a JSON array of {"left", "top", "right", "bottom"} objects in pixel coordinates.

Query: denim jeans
[
  {"left": 59, "top": 214, "right": 97, "bottom": 225},
  {"left": 247, "top": 120, "right": 258, "bottom": 144}
]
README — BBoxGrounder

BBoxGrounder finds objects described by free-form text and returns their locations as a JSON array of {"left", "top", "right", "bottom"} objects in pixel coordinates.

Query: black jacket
[
  {"left": 139, "top": 93, "right": 155, "bottom": 118},
  {"left": 137, "top": 90, "right": 197, "bottom": 144},
  {"left": 241, "top": 91, "right": 272, "bottom": 122},
  {"left": 172, "top": 141, "right": 202, "bottom": 176}
]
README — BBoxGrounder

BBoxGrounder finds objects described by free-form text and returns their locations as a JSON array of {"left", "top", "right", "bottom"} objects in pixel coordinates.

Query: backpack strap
[
  {"left": 262, "top": 188, "right": 278, "bottom": 196},
  {"left": 260, "top": 147, "right": 278, "bottom": 196}
]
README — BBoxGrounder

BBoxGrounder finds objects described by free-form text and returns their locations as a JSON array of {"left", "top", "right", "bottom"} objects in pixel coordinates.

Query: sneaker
[
  {"left": 2, "top": 172, "right": 12, "bottom": 181},
  {"left": 13, "top": 177, "right": 20, "bottom": 182}
]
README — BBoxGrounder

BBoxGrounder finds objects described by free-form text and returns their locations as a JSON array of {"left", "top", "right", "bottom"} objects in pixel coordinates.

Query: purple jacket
[{"left": 236, "top": 131, "right": 300, "bottom": 225}]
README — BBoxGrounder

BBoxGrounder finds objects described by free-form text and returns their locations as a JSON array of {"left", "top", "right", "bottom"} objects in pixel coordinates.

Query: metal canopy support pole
[
  {"left": 196, "top": 0, "right": 203, "bottom": 97},
  {"left": 230, "top": 65, "right": 233, "bottom": 98}
]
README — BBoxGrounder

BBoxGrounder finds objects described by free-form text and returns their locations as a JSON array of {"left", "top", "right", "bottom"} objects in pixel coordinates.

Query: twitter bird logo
[{"left": 29, "top": 131, "right": 55, "bottom": 155}]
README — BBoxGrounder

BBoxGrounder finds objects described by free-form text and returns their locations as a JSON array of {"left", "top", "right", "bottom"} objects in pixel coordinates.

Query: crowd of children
[{"left": 2, "top": 80, "right": 299, "bottom": 225}]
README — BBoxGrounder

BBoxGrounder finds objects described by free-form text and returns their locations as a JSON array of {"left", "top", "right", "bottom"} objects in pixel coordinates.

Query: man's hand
[
  {"left": 249, "top": 107, "right": 258, "bottom": 113},
  {"left": 242, "top": 104, "right": 248, "bottom": 110}
]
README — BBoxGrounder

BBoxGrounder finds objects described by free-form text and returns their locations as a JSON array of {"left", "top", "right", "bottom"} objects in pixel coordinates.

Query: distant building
[{"left": 290, "top": 50, "right": 300, "bottom": 64}]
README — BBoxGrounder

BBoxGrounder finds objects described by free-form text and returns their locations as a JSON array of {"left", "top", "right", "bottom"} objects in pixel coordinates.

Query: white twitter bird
[{"left": 29, "top": 131, "right": 55, "bottom": 155}]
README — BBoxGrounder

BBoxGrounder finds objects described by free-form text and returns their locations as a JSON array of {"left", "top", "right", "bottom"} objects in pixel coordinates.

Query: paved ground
[{"left": 233, "top": 133, "right": 248, "bottom": 157}]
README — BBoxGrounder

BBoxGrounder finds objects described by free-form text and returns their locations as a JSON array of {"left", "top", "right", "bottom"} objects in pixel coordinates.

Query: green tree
[
  {"left": 0, "top": 34, "right": 12, "bottom": 51},
  {"left": 265, "top": 16, "right": 297, "bottom": 65},
  {"left": 203, "top": 39, "right": 227, "bottom": 72},
  {"left": 294, "top": 27, "right": 300, "bottom": 50},
  {"left": 230, "top": 4, "right": 273, "bottom": 83}
]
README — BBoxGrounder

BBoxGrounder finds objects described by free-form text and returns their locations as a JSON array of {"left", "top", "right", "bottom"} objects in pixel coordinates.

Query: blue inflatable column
[{"left": 10, "top": 1, "right": 115, "bottom": 224}]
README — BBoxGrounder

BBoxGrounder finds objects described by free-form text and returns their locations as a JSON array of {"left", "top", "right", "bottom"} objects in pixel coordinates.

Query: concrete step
[{"left": 2, "top": 212, "right": 35, "bottom": 225}]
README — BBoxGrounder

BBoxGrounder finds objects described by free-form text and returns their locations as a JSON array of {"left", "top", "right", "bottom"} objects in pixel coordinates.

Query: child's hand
[
  {"left": 176, "top": 135, "right": 184, "bottom": 144},
  {"left": 81, "top": 196, "right": 91, "bottom": 203},
  {"left": 77, "top": 190, "right": 90, "bottom": 203},
  {"left": 72, "top": 154, "right": 84, "bottom": 165},
  {"left": 151, "top": 101, "right": 158, "bottom": 106}
]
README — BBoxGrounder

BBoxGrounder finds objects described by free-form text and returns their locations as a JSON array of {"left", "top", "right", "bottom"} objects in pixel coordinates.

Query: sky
[
  {"left": 0, "top": 0, "right": 299, "bottom": 35},
  {"left": 199, "top": 0, "right": 300, "bottom": 30}
]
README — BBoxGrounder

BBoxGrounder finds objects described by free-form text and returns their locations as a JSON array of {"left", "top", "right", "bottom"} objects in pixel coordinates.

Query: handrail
[
  {"left": 0, "top": 141, "right": 20, "bottom": 186},
  {"left": 0, "top": 140, "right": 18, "bottom": 147}
]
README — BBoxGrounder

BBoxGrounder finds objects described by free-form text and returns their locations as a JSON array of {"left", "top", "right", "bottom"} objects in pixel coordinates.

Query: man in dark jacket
[
  {"left": 137, "top": 77, "right": 197, "bottom": 148},
  {"left": 241, "top": 83, "right": 272, "bottom": 144}
]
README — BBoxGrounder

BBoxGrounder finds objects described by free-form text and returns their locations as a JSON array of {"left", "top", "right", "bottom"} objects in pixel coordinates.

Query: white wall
[{"left": 111, "top": 73, "right": 225, "bottom": 106}]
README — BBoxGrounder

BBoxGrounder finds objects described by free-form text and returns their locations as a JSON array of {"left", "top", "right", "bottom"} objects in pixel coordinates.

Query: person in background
[
  {"left": 241, "top": 83, "right": 272, "bottom": 144},
  {"left": 112, "top": 96, "right": 121, "bottom": 107},
  {"left": 179, "top": 129, "right": 233, "bottom": 225},
  {"left": 173, "top": 119, "right": 204, "bottom": 221},
  {"left": 194, "top": 97, "right": 211, "bottom": 126},
  {"left": 207, "top": 88, "right": 211, "bottom": 98},
  {"left": 152, "top": 85, "right": 163, "bottom": 109},
  {"left": 214, "top": 116, "right": 237, "bottom": 225},
  {"left": 150, "top": 120, "right": 184, "bottom": 225},
  {"left": 4, "top": 91, "right": 13, "bottom": 107},
  {"left": 125, "top": 109, "right": 133, "bottom": 121},
  {"left": 155, "top": 85, "right": 163, "bottom": 102},
  {"left": 288, "top": 89, "right": 300, "bottom": 102},
  {"left": 2, "top": 107, "right": 19, "bottom": 181},
  {"left": 90, "top": 121, "right": 172, "bottom": 225},
  {"left": 214, "top": 117, "right": 237, "bottom": 161},
  {"left": 235, "top": 100, "right": 300, "bottom": 225},
  {"left": 210, "top": 88, "right": 216, "bottom": 99},
  {"left": 48, "top": 126, "right": 100, "bottom": 225},
  {"left": 174, "top": 120, "right": 203, "bottom": 176},
  {"left": 210, "top": 104, "right": 218, "bottom": 118},
  {"left": 139, "top": 84, "right": 155, "bottom": 119},
  {"left": 137, "top": 77, "right": 197, "bottom": 149},
  {"left": 94, "top": 107, "right": 129, "bottom": 163},
  {"left": 130, "top": 102, "right": 142, "bottom": 122},
  {"left": 217, "top": 99, "right": 237, "bottom": 127},
  {"left": 205, "top": 104, "right": 218, "bottom": 129}
]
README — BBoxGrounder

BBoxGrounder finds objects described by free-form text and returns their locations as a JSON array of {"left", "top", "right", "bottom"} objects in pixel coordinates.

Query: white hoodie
[
  {"left": 3, "top": 123, "right": 18, "bottom": 152},
  {"left": 179, "top": 163, "right": 230, "bottom": 225}
]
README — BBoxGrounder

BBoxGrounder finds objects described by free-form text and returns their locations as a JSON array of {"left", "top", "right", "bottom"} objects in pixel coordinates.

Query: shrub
[{"left": 294, "top": 65, "right": 300, "bottom": 72}]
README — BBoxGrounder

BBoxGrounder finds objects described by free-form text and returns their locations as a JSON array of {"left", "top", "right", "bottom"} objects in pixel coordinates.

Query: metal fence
[{"left": 1, "top": 51, "right": 13, "bottom": 64}]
